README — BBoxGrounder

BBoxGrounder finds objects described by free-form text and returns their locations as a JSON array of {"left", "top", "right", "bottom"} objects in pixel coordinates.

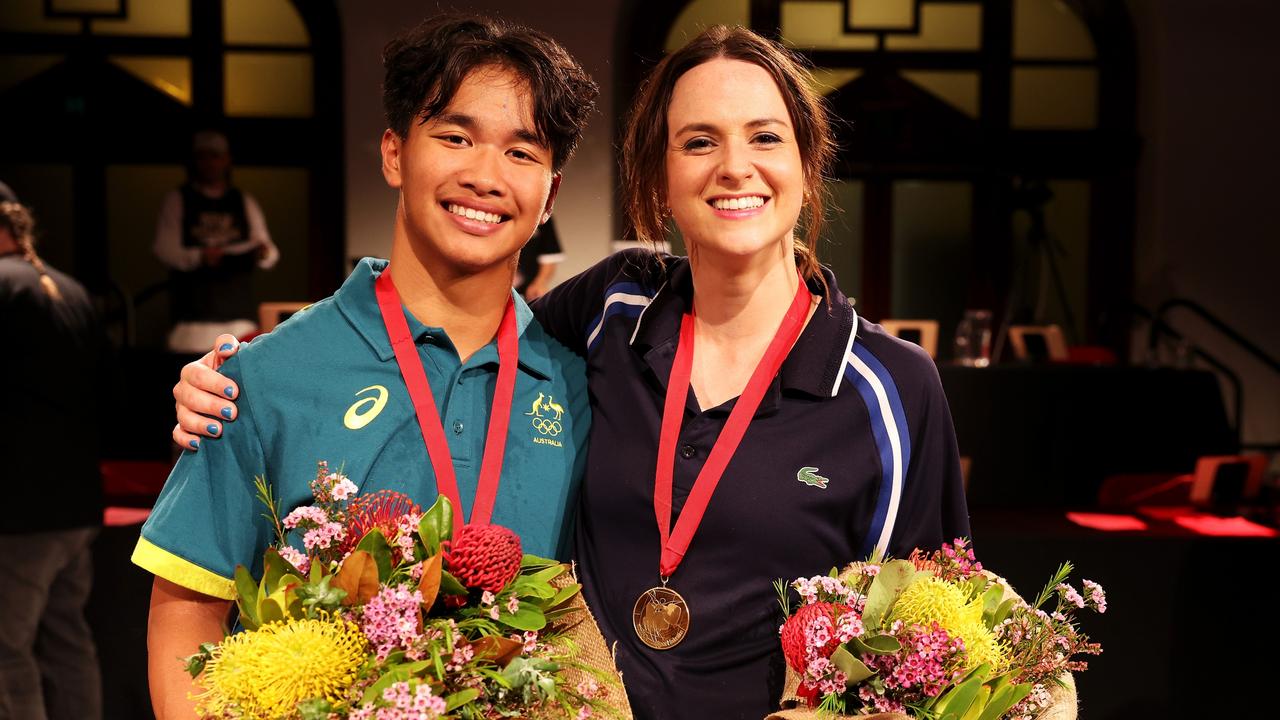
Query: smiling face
[
  {"left": 664, "top": 58, "right": 804, "bottom": 263},
  {"left": 382, "top": 65, "right": 558, "bottom": 277}
]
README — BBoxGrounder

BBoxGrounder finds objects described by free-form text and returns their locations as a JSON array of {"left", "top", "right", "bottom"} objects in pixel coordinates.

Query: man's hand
[{"left": 172, "top": 334, "right": 243, "bottom": 450}]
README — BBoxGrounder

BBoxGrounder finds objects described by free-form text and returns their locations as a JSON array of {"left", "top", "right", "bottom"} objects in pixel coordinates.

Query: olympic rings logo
[{"left": 531, "top": 417, "right": 563, "bottom": 436}]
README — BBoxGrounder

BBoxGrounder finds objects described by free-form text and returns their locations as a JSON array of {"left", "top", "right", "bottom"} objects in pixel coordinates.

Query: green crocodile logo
[{"left": 797, "top": 466, "right": 829, "bottom": 489}]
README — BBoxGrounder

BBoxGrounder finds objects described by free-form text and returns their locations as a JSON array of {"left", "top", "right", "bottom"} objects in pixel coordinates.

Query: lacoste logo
[
  {"left": 344, "top": 385, "right": 388, "bottom": 430},
  {"left": 797, "top": 466, "right": 829, "bottom": 489}
]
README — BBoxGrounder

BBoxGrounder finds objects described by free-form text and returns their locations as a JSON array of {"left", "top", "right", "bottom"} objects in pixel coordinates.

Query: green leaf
[
  {"left": 297, "top": 698, "right": 334, "bottom": 720},
  {"left": 830, "top": 645, "right": 874, "bottom": 684},
  {"left": 438, "top": 570, "right": 468, "bottom": 597},
  {"left": 262, "top": 547, "right": 296, "bottom": 595},
  {"left": 993, "top": 597, "right": 1018, "bottom": 627},
  {"left": 355, "top": 529, "right": 394, "bottom": 582},
  {"left": 935, "top": 669, "right": 986, "bottom": 720},
  {"left": 444, "top": 688, "right": 480, "bottom": 712},
  {"left": 419, "top": 495, "right": 453, "bottom": 555},
  {"left": 980, "top": 585, "right": 1005, "bottom": 629},
  {"left": 544, "top": 582, "right": 581, "bottom": 611},
  {"left": 959, "top": 685, "right": 992, "bottom": 720},
  {"left": 508, "top": 575, "right": 558, "bottom": 600},
  {"left": 182, "top": 642, "right": 217, "bottom": 678},
  {"left": 978, "top": 682, "right": 1033, "bottom": 720},
  {"left": 862, "top": 559, "right": 917, "bottom": 628},
  {"left": 258, "top": 596, "right": 284, "bottom": 624},
  {"left": 520, "top": 553, "right": 559, "bottom": 569},
  {"left": 850, "top": 634, "right": 901, "bottom": 655},
  {"left": 358, "top": 661, "right": 432, "bottom": 704},
  {"left": 233, "top": 565, "right": 260, "bottom": 630},
  {"left": 499, "top": 604, "right": 547, "bottom": 631}
]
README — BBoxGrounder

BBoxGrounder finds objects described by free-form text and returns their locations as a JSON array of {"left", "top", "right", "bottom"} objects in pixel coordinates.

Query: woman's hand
[{"left": 172, "top": 334, "right": 242, "bottom": 450}]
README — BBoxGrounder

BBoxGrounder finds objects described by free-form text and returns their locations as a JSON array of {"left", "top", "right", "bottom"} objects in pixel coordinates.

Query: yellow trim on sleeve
[{"left": 131, "top": 536, "right": 238, "bottom": 600}]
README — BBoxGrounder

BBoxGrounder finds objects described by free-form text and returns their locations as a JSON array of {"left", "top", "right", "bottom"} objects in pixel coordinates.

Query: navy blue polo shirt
[
  {"left": 532, "top": 250, "right": 970, "bottom": 720},
  {"left": 135, "top": 258, "right": 589, "bottom": 599}
]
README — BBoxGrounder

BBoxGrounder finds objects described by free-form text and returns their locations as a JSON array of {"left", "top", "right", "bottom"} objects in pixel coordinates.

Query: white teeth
[
  {"left": 447, "top": 204, "right": 503, "bottom": 224},
  {"left": 711, "top": 196, "right": 766, "bottom": 211}
]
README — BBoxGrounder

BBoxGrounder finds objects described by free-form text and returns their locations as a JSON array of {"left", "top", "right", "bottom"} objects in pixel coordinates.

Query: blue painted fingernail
[
  {"left": 223, "top": 386, "right": 235, "bottom": 398},
  {"left": 221, "top": 407, "right": 233, "bottom": 420},
  {"left": 219, "top": 343, "right": 234, "bottom": 352},
  {"left": 189, "top": 439, "right": 199, "bottom": 449},
  {"left": 207, "top": 423, "right": 219, "bottom": 436}
]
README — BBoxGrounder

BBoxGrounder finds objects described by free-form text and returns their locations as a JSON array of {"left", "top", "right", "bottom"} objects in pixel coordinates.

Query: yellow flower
[
  {"left": 891, "top": 576, "right": 1008, "bottom": 673},
  {"left": 196, "top": 614, "right": 367, "bottom": 719}
]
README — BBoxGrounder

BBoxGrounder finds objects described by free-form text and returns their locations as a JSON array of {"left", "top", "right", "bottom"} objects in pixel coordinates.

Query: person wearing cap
[{"left": 154, "top": 130, "right": 279, "bottom": 353}]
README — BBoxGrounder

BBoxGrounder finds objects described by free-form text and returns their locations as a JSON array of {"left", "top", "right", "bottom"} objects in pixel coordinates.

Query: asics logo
[{"left": 344, "top": 385, "right": 388, "bottom": 430}]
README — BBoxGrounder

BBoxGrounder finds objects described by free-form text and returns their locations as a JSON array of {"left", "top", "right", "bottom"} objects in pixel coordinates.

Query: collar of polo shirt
[
  {"left": 628, "top": 259, "right": 860, "bottom": 407},
  {"left": 335, "top": 258, "right": 555, "bottom": 380}
]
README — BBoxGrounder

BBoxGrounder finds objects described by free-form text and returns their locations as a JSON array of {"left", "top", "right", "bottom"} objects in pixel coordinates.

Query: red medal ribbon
[
  {"left": 375, "top": 269, "right": 518, "bottom": 534},
  {"left": 654, "top": 271, "right": 811, "bottom": 577}
]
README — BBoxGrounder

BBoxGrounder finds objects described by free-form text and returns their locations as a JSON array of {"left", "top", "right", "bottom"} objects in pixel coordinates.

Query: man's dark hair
[{"left": 382, "top": 15, "right": 599, "bottom": 174}]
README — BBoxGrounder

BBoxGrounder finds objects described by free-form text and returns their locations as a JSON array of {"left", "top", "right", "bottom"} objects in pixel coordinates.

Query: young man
[{"left": 133, "top": 16, "right": 598, "bottom": 719}]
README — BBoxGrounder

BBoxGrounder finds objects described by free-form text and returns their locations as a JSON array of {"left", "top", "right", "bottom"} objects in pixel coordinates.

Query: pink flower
[
  {"left": 282, "top": 505, "right": 328, "bottom": 530},
  {"left": 359, "top": 585, "right": 424, "bottom": 661},
  {"left": 576, "top": 708, "right": 593, "bottom": 720},
  {"left": 489, "top": 605, "right": 500, "bottom": 621},
  {"left": 1083, "top": 579, "right": 1107, "bottom": 613},
  {"left": 277, "top": 546, "right": 309, "bottom": 574},
  {"left": 302, "top": 521, "right": 346, "bottom": 551},
  {"left": 521, "top": 631, "right": 538, "bottom": 652},
  {"left": 481, "top": 591, "right": 496, "bottom": 606},
  {"left": 862, "top": 564, "right": 881, "bottom": 577},
  {"left": 577, "top": 677, "right": 601, "bottom": 699},
  {"left": 330, "top": 475, "right": 359, "bottom": 500},
  {"left": 1058, "top": 583, "right": 1086, "bottom": 609},
  {"left": 506, "top": 596, "right": 520, "bottom": 614}
]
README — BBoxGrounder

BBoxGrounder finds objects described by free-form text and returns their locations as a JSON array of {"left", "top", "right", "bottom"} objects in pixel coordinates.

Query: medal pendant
[{"left": 632, "top": 585, "right": 690, "bottom": 650}]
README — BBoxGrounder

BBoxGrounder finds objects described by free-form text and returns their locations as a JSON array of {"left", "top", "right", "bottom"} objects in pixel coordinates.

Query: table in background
[
  {"left": 940, "top": 366, "right": 1236, "bottom": 507},
  {"left": 971, "top": 507, "right": 1276, "bottom": 720}
]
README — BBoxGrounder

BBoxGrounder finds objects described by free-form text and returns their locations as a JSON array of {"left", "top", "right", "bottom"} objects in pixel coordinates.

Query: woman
[{"left": 171, "top": 26, "right": 969, "bottom": 719}]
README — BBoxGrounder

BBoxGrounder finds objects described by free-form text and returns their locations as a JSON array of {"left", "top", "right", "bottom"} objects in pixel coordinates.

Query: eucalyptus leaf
[
  {"left": 850, "top": 634, "right": 901, "bottom": 655},
  {"left": 862, "top": 559, "right": 917, "bottom": 628},
  {"left": 830, "top": 645, "right": 874, "bottom": 685}
]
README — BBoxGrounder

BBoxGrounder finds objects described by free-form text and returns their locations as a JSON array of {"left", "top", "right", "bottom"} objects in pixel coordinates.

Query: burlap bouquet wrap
[
  {"left": 765, "top": 567, "right": 1077, "bottom": 720},
  {"left": 541, "top": 568, "right": 633, "bottom": 719}
]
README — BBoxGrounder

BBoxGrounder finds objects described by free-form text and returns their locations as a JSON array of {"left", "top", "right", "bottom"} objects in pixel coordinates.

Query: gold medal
[{"left": 632, "top": 585, "right": 690, "bottom": 650}]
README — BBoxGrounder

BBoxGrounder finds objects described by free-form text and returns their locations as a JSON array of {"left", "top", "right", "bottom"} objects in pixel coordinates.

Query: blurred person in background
[
  {"left": 515, "top": 215, "right": 565, "bottom": 300},
  {"left": 153, "top": 130, "right": 279, "bottom": 353},
  {"left": 0, "top": 199, "right": 107, "bottom": 720}
]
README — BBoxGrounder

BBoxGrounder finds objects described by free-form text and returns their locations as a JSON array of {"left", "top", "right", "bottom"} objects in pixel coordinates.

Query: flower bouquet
[
  {"left": 184, "top": 462, "right": 628, "bottom": 719},
  {"left": 771, "top": 539, "right": 1103, "bottom": 720}
]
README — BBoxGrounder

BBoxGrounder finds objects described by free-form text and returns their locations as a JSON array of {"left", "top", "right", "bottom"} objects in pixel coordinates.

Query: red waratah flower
[
  {"left": 780, "top": 601, "right": 851, "bottom": 672},
  {"left": 443, "top": 523, "right": 523, "bottom": 594},
  {"left": 338, "top": 490, "right": 421, "bottom": 557}
]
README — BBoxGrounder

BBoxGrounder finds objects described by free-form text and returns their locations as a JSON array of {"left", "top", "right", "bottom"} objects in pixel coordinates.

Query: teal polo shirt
[{"left": 133, "top": 258, "right": 589, "bottom": 600}]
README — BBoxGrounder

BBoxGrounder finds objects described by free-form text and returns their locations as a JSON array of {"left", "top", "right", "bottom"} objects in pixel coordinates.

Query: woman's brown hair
[
  {"left": 621, "top": 25, "right": 837, "bottom": 292},
  {"left": 0, "top": 201, "right": 60, "bottom": 300}
]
